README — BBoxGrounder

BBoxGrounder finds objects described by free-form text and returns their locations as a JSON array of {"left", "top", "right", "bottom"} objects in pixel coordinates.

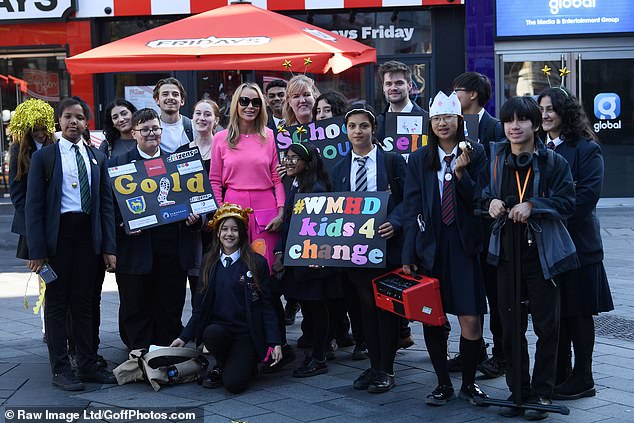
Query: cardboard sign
[
  {"left": 382, "top": 112, "right": 428, "bottom": 155},
  {"left": 284, "top": 191, "right": 389, "bottom": 268},
  {"left": 109, "top": 148, "right": 217, "bottom": 234},
  {"left": 275, "top": 116, "right": 350, "bottom": 173}
]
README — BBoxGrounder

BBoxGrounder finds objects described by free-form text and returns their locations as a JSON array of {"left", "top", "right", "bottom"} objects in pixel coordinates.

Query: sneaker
[
  {"left": 284, "top": 302, "right": 300, "bottom": 326},
  {"left": 425, "top": 385, "right": 454, "bottom": 405},
  {"left": 52, "top": 370, "right": 85, "bottom": 391},
  {"left": 77, "top": 368, "right": 117, "bottom": 384},
  {"left": 261, "top": 344, "right": 296, "bottom": 374},
  {"left": 523, "top": 396, "right": 551, "bottom": 421},
  {"left": 292, "top": 355, "right": 328, "bottom": 378},
  {"left": 478, "top": 355, "right": 506, "bottom": 379},
  {"left": 95, "top": 354, "right": 108, "bottom": 368},
  {"left": 367, "top": 370, "right": 395, "bottom": 393},
  {"left": 351, "top": 343, "right": 368, "bottom": 361},
  {"left": 459, "top": 383, "right": 489, "bottom": 406},
  {"left": 353, "top": 369, "right": 375, "bottom": 390},
  {"left": 202, "top": 367, "right": 223, "bottom": 389},
  {"left": 553, "top": 375, "right": 596, "bottom": 400},
  {"left": 326, "top": 340, "right": 336, "bottom": 361},
  {"left": 398, "top": 335, "right": 415, "bottom": 349}
]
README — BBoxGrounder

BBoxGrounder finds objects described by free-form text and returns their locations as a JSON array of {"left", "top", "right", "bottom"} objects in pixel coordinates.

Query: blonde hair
[
  {"left": 283, "top": 75, "right": 320, "bottom": 126},
  {"left": 226, "top": 83, "right": 268, "bottom": 148}
]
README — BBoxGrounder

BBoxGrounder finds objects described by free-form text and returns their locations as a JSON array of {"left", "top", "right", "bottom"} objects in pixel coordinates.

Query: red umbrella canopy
[{"left": 65, "top": 3, "right": 376, "bottom": 75}]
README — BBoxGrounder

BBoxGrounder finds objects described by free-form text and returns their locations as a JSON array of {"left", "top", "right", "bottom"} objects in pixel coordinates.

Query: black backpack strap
[{"left": 182, "top": 116, "right": 194, "bottom": 142}]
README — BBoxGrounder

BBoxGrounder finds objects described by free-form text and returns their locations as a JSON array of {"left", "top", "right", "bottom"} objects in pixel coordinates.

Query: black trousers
[
  {"left": 497, "top": 258, "right": 560, "bottom": 398},
  {"left": 348, "top": 268, "right": 399, "bottom": 374},
  {"left": 340, "top": 272, "right": 365, "bottom": 345},
  {"left": 481, "top": 251, "right": 503, "bottom": 357},
  {"left": 46, "top": 213, "right": 99, "bottom": 374},
  {"left": 92, "top": 262, "right": 106, "bottom": 352},
  {"left": 203, "top": 324, "right": 258, "bottom": 394},
  {"left": 116, "top": 251, "right": 187, "bottom": 349}
]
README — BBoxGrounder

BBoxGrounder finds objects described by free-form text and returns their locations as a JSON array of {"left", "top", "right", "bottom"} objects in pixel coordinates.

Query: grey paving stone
[
  {"left": 241, "top": 412, "right": 302, "bottom": 423},
  {"left": 229, "top": 389, "right": 287, "bottom": 405},
  {"left": 76, "top": 385, "right": 205, "bottom": 408},
  {"left": 294, "top": 374, "right": 353, "bottom": 390},
  {"left": 261, "top": 381, "right": 344, "bottom": 403},
  {"left": 203, "top": 399, "right": 270, "bottom": 420},
  {"left": 258, "top": 398, "right": 340, "bottom": 422}
]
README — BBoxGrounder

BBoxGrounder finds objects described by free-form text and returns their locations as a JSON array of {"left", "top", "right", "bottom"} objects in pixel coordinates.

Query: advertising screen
[{"left": 496, "top": 1, "right": 634, "bottom": 38}]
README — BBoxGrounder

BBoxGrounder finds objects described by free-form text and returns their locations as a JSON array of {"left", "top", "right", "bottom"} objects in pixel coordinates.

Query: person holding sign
[
  {"left": 272, "top": 143, "right": 342, "bottom": 377},
  {"left": 26, "top": 96, "right": 117, "bottom": 390},
  {"left": 110, "top": 108, "right": 201, "bottom": 351},
  {"left": 402, "top": 91, "right": 489, "bottom": 406},
  {"left": 331, "top": 103, "right": 406, "bottom": 393},
  {"left": 171, "top": 203, "right": 282, "bottom": 394},
  {"left": 210, "top": 83, "right": 285, "bottom": 272}
]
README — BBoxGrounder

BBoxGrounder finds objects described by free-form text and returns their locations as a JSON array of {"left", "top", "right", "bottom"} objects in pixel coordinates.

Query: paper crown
[
  {"left": 7, "top": 98, "right": 56, "bottom": 140},
  {"left": 429, "top": 91, "right": 462, "bottom": 118},
  {"left": 209, "top": 203, "right": 253, "bottom": 230}
]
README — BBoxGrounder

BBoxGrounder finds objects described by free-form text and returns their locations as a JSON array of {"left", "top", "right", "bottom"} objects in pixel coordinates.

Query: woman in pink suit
[{"left": 210, "top": 83, "right": 285, "bottom": 271}]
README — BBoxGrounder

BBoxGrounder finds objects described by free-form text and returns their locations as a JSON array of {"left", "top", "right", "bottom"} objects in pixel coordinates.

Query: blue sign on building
[{"left": 496, "top": 1, "right": 634, "bottom": 38}]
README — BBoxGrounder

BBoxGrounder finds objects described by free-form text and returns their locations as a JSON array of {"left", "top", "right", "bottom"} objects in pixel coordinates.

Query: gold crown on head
[{"left": 209, "top": 203, "right": 253, "bottom": 230}]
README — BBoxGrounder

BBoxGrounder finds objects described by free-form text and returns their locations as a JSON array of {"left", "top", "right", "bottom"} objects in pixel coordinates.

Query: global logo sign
[{"left": 593, "top": 93, "right": 622, "bottom": 133}]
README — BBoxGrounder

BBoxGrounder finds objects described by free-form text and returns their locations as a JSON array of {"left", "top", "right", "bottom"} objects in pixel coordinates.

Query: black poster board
[
  {"left": 284, "top": 191, "right": 389, "bottom": 269},
  {"left": 108, "top": 148, "right": 217, "bottom": 234},
  {"left": 382, "top": 112, "right": 428, "bottom": 155}
]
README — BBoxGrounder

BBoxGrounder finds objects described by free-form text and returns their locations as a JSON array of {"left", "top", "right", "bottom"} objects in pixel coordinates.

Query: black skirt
[
  {"left": 434, "top": 222, "right": 487, "bottom": 316},
  {"left": 559, "top": 262, "right": 614, "bottom": 318}
]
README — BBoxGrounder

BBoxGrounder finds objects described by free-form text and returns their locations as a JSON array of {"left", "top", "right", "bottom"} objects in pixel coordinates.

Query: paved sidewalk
[{"left": 0, "top": 201, "right": 633, "bottom": 422}]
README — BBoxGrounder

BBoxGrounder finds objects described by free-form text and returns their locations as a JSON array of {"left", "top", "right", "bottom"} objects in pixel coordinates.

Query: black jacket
[
  {"left": 330, "top": 147, "right": 406, "bottom": 266},
  {"left": 478, "top": 110, "right": 505, "bottom": 160},
  {"left": 25, "top": 143, "right": 116, "bottom": 259},
  {"left": 8, "top": 141, "right": 34, "bottom": 236},
  {"left": 109, "top": 148, "right": 198, "bottom": 274},
  {"left": 180, "top": 254, "right": 281, "bottom": 359},
  {"left": 554, "top": 138, "right": 605, "bottom": 265},
  {"left": 376, "top": 101, "right": 428, "bottom": 142},
  {"left": 402, "top": 143, "right": 488, "bottom": 272}
]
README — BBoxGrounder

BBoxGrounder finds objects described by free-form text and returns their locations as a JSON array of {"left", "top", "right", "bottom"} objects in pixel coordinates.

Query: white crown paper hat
[{"left": 429, "top": 91, "right": 462, "bottom": 118}]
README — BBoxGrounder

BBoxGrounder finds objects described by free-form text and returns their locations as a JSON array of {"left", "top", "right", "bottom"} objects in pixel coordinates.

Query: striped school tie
[
  {"left": 72, "top": 144, "right": 91, "bottom": 215},
  {"left": 441, "top": 154, "right": 455, "bottom": 225},
  {"left": 354, "top": 156, "right": 368, "bottom": 192}
]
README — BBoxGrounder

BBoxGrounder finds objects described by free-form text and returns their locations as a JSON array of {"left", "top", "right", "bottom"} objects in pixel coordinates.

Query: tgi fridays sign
[
  {"left": 0, "top": 0, "right": 74, "bottom": 22},
  {"left": 332, "top": 25, "right": 415, "bottom": 42}
]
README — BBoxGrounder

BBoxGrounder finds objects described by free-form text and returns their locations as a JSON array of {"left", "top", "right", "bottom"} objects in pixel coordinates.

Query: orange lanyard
[{"left": 515, "top": 167, "right": 532, "bottom": 204}]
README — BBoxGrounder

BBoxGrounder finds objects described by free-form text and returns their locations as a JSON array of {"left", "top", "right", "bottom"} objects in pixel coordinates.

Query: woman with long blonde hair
[{"left": 209, "top": 83, "right": 285, "bottom": 271}]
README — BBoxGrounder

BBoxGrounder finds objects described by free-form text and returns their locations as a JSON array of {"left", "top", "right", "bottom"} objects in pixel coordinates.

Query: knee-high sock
[
  {"left": 424, "top": 324, "right": 451, "bottom": 387},
  {"left": 460, "top": 336, "right": 482, "bottom": 389}
]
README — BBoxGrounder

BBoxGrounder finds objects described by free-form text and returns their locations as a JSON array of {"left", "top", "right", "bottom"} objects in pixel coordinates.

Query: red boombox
[{"left": 372, "top": 269, "right": 446, "bottom": 326}]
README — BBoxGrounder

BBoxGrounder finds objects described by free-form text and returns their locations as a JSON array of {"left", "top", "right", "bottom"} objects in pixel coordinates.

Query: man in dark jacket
[{"left": 482, "top": 96, "right": 577, "bottom": 420}]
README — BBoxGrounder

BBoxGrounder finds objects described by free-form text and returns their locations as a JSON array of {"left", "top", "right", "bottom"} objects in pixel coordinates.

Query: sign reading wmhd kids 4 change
[
  {"left": 284, "top": 192, "right": 389, "bottom": 268},
  {"left": 108, "top": 148, "right": 217, "bottom": 234}
]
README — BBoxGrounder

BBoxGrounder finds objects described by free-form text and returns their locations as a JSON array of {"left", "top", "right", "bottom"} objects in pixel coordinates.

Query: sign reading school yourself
[
  {"left": 284, "top": 192, "right": 389, "bottom": 268},
  {"left": 0, "top": 0, "right": 74, "bottom": 22},
  {"left": 108, "top": 148, "right": 217, "bottom": 234}
]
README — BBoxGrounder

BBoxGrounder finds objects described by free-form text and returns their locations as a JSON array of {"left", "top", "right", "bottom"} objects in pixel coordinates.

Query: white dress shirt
[
  {"left": 388, "top": 99, "right": 414, "bottom": 113},
  {"left": 220, "top": 250, "right": 241, "bottom": 267},
  {"left": 546, "top": 134, "right": 564, "bottom": 148},
  {"left": 137, "top": 146, "right": 161, "bottom": 159},
  {"left": 350, "top": 145, "right": 378, "bottom": 192},
  {"left": 437, "top": 145, "right": 458, "bottom": 198},
  {"left": 59, "top": 137, "right": 92, "bottom": 214}
]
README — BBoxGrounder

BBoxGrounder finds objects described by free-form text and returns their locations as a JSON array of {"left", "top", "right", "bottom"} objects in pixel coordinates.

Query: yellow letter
[
  {"left": 114, "top": 174, "right": 136, "bottom": 195},
  {"left": 186, "top": 173, "right": 205, "bottom": 193},
  {"left": 170, "top": 172, "right": 182, "bottom": 192},
  {"left": 140, "top": 178, "right": 158, "bottom": 193}
]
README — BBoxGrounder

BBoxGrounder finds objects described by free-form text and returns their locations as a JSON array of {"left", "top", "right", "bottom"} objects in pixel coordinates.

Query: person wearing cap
[
  {"left": 402, "top": 91, "right": 489, "bottom": 406},
  {"left": 171, "top": 203, "right": 282, "bottom": 394},
  {"left": 331, "top": 103, "right": 406, "bottom": 394}
]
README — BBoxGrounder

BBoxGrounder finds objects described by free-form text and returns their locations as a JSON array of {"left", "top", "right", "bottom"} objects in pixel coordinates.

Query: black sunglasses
[{"left": 238, "top": 97, "right": 262, "bottom": 108}]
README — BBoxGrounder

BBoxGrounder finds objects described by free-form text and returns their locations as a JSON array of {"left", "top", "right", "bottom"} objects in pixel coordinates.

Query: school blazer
[
  {"left": 330, "top": 147, "right": 406, "bottom": 266},
  {"left": 25, "top": 143, "right": 116, "bottom": 259},
  {"left": 555, "top": 138, "right": 605, "bottom": 265},
  {"left": 109, "top": 148, "right": 199, "bottom": 274},
  {"left": 478, "top": 110, "right": 505, "bottom": 159},
  {"left": 402, "top": 143, "right": 488, "bottom": 273},
  {"left": 9, "top": 141, "right": 34, "bottom": 236}
]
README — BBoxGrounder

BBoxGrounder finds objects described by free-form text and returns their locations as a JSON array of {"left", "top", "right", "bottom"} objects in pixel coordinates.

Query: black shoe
[
  {"left": 292, "top": 355, "right": 328, "bottom": 378},
  {"left": 336, "top": 334, "right": 355, "bottom": 348},
  {"left": 523, "top": 396, "right": 551, "bottom": 421},
  {"left": 52, "top": 370, "right": 85, "bottom": 391},
  {"left": 77, "top": 368, "right": 117, "bottom": 384},
  {"left": 284, "top": 302, "right": 300, "bottom": 325},
  {"left": 498, "top": 394, "right": 525, "bottom": 417},
  {"left": 425, "top": 385, "right": 454, "bottom": 406},
  {"left": 95, "top": 354, "right": 108, "bottom": 368},
  {"left": 552, "top": 375, "right": 596, "bottom": 400},
  {"left": 326, "top": 340, "right": 336, "bottom": 361},
  {"left": 398, "top": 335, "right": 415, "bottom": 349},
  {"left": 353, "top": 369, "right": 375, "bottom": 390},
  {"left": 42, "top": 333, "right": 47, "bottom": 344},
  {"left": 296, "top": 335, "right": 313, "bottom": 349},
  {"left": 351, "top": 343, "right": 368, "bottom": 361},
  {"left": 367, "top": 371, "right": 395, "bottom": 393},
  {"left": 261, "top": 344, "right": 296, "bottom": 374},
  {"left": 459, "top": 383, "right": 489, "bottom": 406},
  {"left": 202, "top": 367, "right": 223, "bottom": 389},
  {"left": 478, "top": 355, "right": 506, "bottom": 379}
]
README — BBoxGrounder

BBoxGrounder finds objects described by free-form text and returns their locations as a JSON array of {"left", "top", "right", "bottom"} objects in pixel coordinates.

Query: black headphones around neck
[{"left": 506, "top": 151, "right": 533, "bottom": 170}]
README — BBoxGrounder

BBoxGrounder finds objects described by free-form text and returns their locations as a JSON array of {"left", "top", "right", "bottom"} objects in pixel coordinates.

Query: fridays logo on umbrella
[{"left": 147, "top": 36, "right": 271, "bottom": 48}]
